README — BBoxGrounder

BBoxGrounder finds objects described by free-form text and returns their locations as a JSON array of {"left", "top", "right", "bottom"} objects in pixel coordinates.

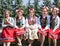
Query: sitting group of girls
[{"left": 0, "top": 5, "right": 60, "bottom": 46}]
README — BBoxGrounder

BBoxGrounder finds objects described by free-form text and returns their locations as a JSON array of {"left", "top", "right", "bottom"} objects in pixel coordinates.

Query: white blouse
[
  {"left": 15, "top": 17, "right": 25, "bottom": 28},
  {"left": 25, "top": 17, "right": 40, "bottom": 29},
  {"left": 2, "top": 17, "right": 15, "bottom": 28},
  {"left": 53, "top": 16, "right": 60, "bottom": 31},
  {"left": 36, "top": 15, "right": 50, "bottom": 29}
]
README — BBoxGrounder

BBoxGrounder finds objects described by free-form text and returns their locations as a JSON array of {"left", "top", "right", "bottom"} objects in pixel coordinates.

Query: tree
[
  {"left": 34, "top": 0, "right": 39, "bottom": 10},
  {"left": 28, "top": 0, "right": 30, "bottom": 6},
  {"left": 25, "top": 0, "right": 31, "bottom": 17},
  {"left": 53, "top": 0, "right": 58, "bottom": 6},
  {"left": 43, "top": 0, "right": 51, "bottom": 7},
  {"left": 53, "top": 0, "right": 60, "bottom": 8},
  {"left": 17, "top": 0, "right": 22, "bottom": 6},
  {"left": 58, "top": 2, "right": 60, "bottom": 8},
  {"left": 34, "top": 0, "right": 41, "bottom": 16},
  {"left": 0, "top": 0, "right": 2, "bottom": 17}
]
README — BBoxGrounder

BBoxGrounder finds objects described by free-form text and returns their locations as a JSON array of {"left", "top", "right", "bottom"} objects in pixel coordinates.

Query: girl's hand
[
  {"left": 40, "top": 28, "right": 42, "bottom": 31},
  {"left": 19, "top": 27, "right": 23, "bottom": 29},
  {"left": 42, "top": 29, "right": 46, "bottom": 31},
  {"left": 40, "top": 28, "right": 43, "bottom": 31},
  {"left": 30, "top": 27, "right": 34, "bottom": 30},
  {"left": 29, "top": 26, "right": 34, "bottom": 30},
  {"left": 53, "top": 30, "right": 55, "bottom": 32},
  {"left": 7, "top": 24, "right": 11, "bottom": 26}
]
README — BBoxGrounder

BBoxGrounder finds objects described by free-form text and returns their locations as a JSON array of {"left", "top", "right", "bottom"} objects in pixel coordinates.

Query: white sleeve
[
  {"left": 9, "top": 18, "right": 15, "bottom": 27},
  {"left": 37, "top": 24, "right": 41, "bottom": 29},
  {"left": 45, "top": 25, "right": 50, "bottom": 29},
  {"left": 36, "top": 17, "right": 41, "bottom": 29},
  {"left": 13, "top": 18, "right": 18, "bottom": 28},
  {"left": 59, "top": 18, "right": 60, "bottom": 23},
  {"left": 25, "top": 18, "right": 29, "bottom": 28},
  {"left": 45, "top": 16, "right": 50, "bottom": 29},
  {"left": 22, "top": 17, "right": 25, "bottom": 28},
  {"left": 8, "top": 17, "right": 18, "bottom": 28},
  {"left": 2, "top": 19, "right": 7, "bottom": 27},
  {"left": 53, "top": 16, "right": 60, "bottom": 31}
]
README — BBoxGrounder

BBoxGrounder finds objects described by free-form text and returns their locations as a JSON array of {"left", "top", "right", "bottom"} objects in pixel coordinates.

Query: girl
[
  {"left": 0, "top": 10, "right": 16, "bottom": 46},
  {"left": 15, "top": 8, "right": 26, "bottom": 46},
  {"left": 25, "top": 7, "right": 40, "bottom": 46},
  {"left": 48, "top": 7, "right": 60, "bottom": 46},
  {"left": 38, "top": 6, "right": 50, "bottom": 46}
]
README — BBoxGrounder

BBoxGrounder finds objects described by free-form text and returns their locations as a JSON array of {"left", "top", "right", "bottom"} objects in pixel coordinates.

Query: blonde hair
[
  {"left": 4, "top": 10, "right": 10, "bottom": 14},
  {"left": 42, "top": 6, "right": 49, "bottom": 11},
  {"left": 4, "top": 10, "right": 10, "bottom": 18}
]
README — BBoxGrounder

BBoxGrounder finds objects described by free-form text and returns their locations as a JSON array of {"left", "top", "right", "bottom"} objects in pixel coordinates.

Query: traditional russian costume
[
  {"left": 48, "top": 16, "right": 60, "bottom": 39},
  {"left": 0, "top": 17, "right": 16, "bottom": 42},
  {"left": 38, "top": 15, "right": 50, "bottom": 37},
  {"left": 25, "top": 16, "right": 39, "bottom": 40},
  {"left": 15, "top": 16, "right": 26, "bottom": 36}
]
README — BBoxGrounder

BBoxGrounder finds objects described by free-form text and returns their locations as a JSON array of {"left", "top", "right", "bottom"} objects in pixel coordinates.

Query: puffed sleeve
[
  {"left": 13, "top": 18, "right": 18, "bottom": 28},
  {"left": 45, "top": 15, "right": 50, "bottom": 29},
  {"left": 53, "top": 16, "right": 60, "bottom": 31},
  {"left": 59, "top": 17, "right": 60, "bottom": 26},
  {"left": 25, "top": 18, "right": 29, "bottom": 28},
  {"left": 36, "top": 16, "right": 41, "bottom": 29},
  {"left": 2, "top": 19, "right": 7, "bottom": 27},
  {"left": 22, "top": 17, "right": 25, "bottom": 28},
  {"left": 9, "top": 17, "right": 16, "bottom": 27}
]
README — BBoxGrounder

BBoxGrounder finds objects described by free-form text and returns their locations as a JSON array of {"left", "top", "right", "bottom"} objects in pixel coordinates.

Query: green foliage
[
  {"left": 43, "top": 0, "right": 51, "bottom": 7},
  {"left": 53, "top": 0, "right": 60, "bottom": 8},
  {"left": 0, "top": 0, "right": 60, "bottom": 18}
]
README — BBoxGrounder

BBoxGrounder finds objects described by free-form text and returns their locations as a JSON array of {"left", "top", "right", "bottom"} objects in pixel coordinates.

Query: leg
[
  {"left": 39, "top": 34, "right": 42, "bottom": 46},
  {"left": 3, "top": 42, "right": 6, "bottom": 46},
  {"left": 48, "top": 38, "right": 51, "bottom": 46},
  {"left": 39, "top": 34, "right": 42, "bottom": 42},
  {"left": 41, "top": 35, "right": 45, "bottom": 46},
  {"left": 28, "top": 40, "right": 33, "bottom": 46},
  {"left": 17, "top": 36, "right": 22, "bottom": 46},
  {"left": 6, "top": 42, "right": 10, "bottom": 46},
  {"left": 38, "top": 32, "right": 41, "bottom": 41},
  {"left": 53, "top": 39, "right": 57, "bottom": 46}
]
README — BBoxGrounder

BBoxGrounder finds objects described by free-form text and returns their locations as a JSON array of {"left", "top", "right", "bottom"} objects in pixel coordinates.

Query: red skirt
[
  {"left": 15, "top": 27, "right": 26, "bottom": 36},
  {"left": 38, "top": 28, "right": 49, "bottom": 37},
  {"left": 48, "top": 29, "right": 60, "bottom": 40},
  {"left": 0, "top": 26, "right": 16, "bottom": 42}
]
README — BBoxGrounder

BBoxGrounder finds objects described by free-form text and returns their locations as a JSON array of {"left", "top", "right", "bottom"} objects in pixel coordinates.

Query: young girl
[
  {"left": 0, "top": 10, "right": 16, "bottom": 46},
  {"left": 15, "top": 8, "right": 26, "bottom": 46},
  {"left": 48, "top": 7, "right": 60, "bottom": 46},
  {"left": 25, "top": 7, "right": 40, "bottom": 46},
  {"left": 38, "top": 6, "right": 50, "bottom": 46}
]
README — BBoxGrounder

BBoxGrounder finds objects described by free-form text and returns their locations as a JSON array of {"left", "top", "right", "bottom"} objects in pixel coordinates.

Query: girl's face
[
  {"left": 5, "top": 11, "right": 10, "bottom": 17},
  {"left": 30, "top": 12, "right": 35, "bottom": 16},
  {"left": 17, "top": 11, "right": 23, "bottom": 17},
  {"left": 52, "top": 9, "right": 57, "bottom": 16},
  {"left": 42, "top": 8, "right": 48, "bottom": 16},
  {"left": 56, "top": 8, "right": 59, "bottom": 14}
]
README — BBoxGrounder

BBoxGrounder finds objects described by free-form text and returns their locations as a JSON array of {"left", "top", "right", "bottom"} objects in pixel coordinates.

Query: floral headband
[
  {"left": 29, "top": 8, "right": 35, "bottom": 13},
  {"left": 16, "top": 8, "right": 23, "bottom": 13}
]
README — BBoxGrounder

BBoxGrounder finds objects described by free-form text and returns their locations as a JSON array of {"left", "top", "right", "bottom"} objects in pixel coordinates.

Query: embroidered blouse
[{"left": 2, "top": 17, "right": 15, "bottom": 28}]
